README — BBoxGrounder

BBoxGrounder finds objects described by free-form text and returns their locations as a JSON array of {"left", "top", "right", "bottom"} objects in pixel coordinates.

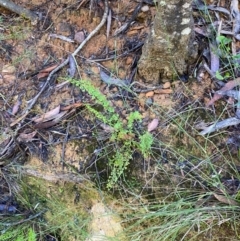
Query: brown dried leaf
[
  {"left": 40, "top": 64, "right": 58, "bottom": 73},
  {"left": 37, "top": 64, "right": 58, "bottom": 79},
  {"left": 37, "top": 72, "right": 48, "bottom": 79},
  {"left": 18, "top": 131, "right": 37, "bottom": 142},
  {"left": 194, "top": 27, "right": 210, "bottom": 37},
  {"left": 33, "top": 111, "right": 68, "bottom": 129},
  {"left": 207, "top": 78, "right": 240, "bottom": 106},
  {"left": 148, "top": 119, "right": 159, "bottom": 132},
  {"left": 32, "top": 105, "right": 60, "bottom": 123},
  {"left": 60, "top": 102, "right": 83, "bottom": 111},
  {"left": 145, "top": 91, "right": 154, "bottom": 97},
  {"left": 213, "top": 193, "right": 240, "bottom": 206}
]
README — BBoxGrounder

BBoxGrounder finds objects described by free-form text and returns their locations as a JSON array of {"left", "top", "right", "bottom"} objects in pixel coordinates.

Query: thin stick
[
  {"left": 12, "top": 0, "right": 108, "bottom": 126},
  {"left": 0, "top": 0, "right": 38, "bottom": 25}
]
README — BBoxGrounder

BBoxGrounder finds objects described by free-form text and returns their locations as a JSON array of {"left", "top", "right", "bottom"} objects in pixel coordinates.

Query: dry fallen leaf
[
  {"left": 60, "top": 102, "right": 83, "bottom": 111},
  {"left": 213, "top": 193, "right": 240, "bottom": 206},
  {"left": 37, "top": 64, "right": 58, "bottom": 79},
  {"left": 148, "top": 118, "right": 159, "bottom": 132},
  {"left": 145, "top": 91, "right": 154, "bottom": 97},
  {"left": 207, "top": 77, "right": 240, "bottom": 106},
  {"left": 18, "top": 131, "right": 37, "bottom": 142},
  {"left": 33, "top": 110, "right": 68, "bottom": 129},
  {"left": 32, "top": 105, "right": 60, "bottom": 123}
]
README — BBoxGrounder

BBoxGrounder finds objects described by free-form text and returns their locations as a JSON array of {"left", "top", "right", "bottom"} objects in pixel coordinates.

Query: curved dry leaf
[
  {"left": 60, "top": 102, "right": 83, "bottom": 111},
  {"left": 18, "top": 131, "right": 37, "bottom": 142},
  {"left": 33, "top": 111, "right": 68, "bottom": 129},
  {"left": 213, "top": 193, "right": 240, "bottom": 206},
  {"left": 37, "top": 64, "right": 58, "bottom": 79},
  {"left": 32, "top": 105, "right": 60, "bottom": 123},
  {"left": 207, "top": 77, "right": 240, "bottom": 106},
  {"left": 148, "top": 118, "right": 159, "bottom": 132}
]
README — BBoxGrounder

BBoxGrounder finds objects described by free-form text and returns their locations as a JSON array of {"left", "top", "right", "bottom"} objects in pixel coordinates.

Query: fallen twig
[
  {"left": 0, "top": 0, "right": 38, "bottom": 25},
  {"left": 49, "top": 33, "right": 74, "bottom": 43},
  {"left": 199, "top": 117, "right": 240, "bottom": 135},
  {"left": 1, "top": 210, "right": 46, "bottom": 227}
]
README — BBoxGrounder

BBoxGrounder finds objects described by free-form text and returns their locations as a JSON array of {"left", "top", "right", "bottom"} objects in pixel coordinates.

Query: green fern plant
[
  {"left": 139, "top": 132, "right": 154, "bottom": 159},
  {"left": 0, "top": 227, "right": 37, "bottom": 241},
  {"left": 67, "top": 78, "right": 154, "bottom": 188},
  {"left": 27, "top": 228, "right": 37, "bottom": 241}
]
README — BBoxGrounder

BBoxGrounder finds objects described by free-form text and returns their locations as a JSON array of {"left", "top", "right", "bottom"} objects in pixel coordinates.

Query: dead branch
[{"left": 0, "top": 0, "right": 38, "bottom": 25}]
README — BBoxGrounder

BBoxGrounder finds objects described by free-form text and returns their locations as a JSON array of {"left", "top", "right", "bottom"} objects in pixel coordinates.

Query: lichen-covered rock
[{"left": 138, "top": 0, "right": 198, "bottom": 83}]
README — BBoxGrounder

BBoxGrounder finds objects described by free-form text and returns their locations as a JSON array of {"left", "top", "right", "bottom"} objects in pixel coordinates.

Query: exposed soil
[
  {"left": 0, "top": 0, "right": 183, "bottom": 179},
  {"left": 1, "top": 0, "right": 240, "bottom": 240}
]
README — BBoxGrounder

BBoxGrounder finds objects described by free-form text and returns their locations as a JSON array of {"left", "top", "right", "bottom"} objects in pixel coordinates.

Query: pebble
[
  {"left": 74, "top": 31, "right": 85, "bottom": 43},
  {"left": 141, "top": 5, "right": 149, "bottom": 12},
  {"left": 163, "top": 82, "right": 171, "bottom": 89},
  {"left": 145, "top": 98, "right": 153, "bottom": 106},
  {"left": 154, "top": 89, "right": 173, "bottom": 94},
  {"left": 116, "top": 100, "right": 123, "bottom": 108},
  {"left": 145, "top": 91, "right": 154, "bottom": 97},
  {"left": 91, "top": 66, "right": 99, "bottom": 75},
  {"left": 138, "top": 99, "right": 145, "bottom": 107},
  {"left": 126, "top": 56, "right": 133, "bottom": 65}
]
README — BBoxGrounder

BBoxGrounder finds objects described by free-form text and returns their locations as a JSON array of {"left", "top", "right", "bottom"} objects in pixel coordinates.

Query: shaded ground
[{"left": 1, "top": 0, "right": 240, "bottom": 240}]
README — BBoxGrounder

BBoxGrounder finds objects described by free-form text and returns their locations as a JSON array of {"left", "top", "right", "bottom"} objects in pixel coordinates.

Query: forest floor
[{"left": 1, "top": 0, "right": 240, "bottom": 240}]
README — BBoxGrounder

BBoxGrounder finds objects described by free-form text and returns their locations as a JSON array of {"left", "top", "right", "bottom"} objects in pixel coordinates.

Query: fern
[
  {"left": 67, "top": 78, "right": 154, "bottom": 188},
  {"left": 68, "top": 78, "right": 115, "bottom": 113},
  {"left": 0, "top": 227, "right": 37, "bottom": 241},
  {"left": 27, "top": 228, "right": 37, "bottom": 241},
  {"left": 139, "top": 132, "right": 153, "bottom": 158},
  {"left": 127, "top": 111, "right": 142, "bottom": 130},
  {"left": 107, "top": 143, "right": 133, "bottom": 189}
]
